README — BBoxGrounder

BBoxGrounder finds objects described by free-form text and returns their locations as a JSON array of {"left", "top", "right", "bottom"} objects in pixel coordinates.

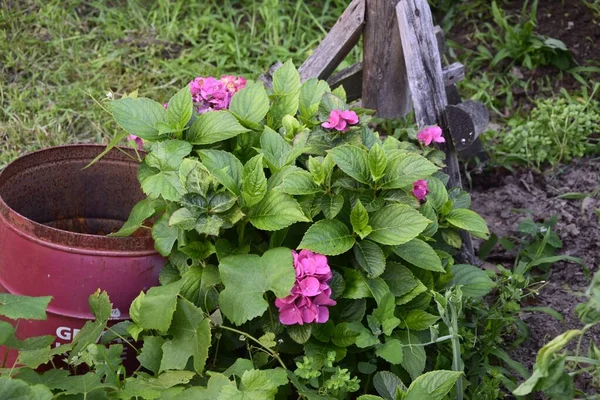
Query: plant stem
[
  {"left": 219, "top": 325, "right": 287, "bottom": 369},
  {"left": 449, "top": 301, "right": 464, "bottom": 400}
]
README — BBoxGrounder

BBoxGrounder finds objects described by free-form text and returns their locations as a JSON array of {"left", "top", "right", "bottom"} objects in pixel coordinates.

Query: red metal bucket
[{"left": 0, "top": 145, "right": 164, "bottom": 368}]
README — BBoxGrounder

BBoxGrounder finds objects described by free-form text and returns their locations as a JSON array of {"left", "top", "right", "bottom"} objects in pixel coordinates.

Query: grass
[{"left": 0, "top": 0, "right": 359, "bottom": 168}]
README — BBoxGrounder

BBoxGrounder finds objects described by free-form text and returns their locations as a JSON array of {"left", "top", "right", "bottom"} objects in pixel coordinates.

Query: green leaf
[
  {"left": 109, "top": 97, "right": 167, "bottom": 140},
  {"left": 111, "top": 198, "right": 162, "bottom": 237},
  {"left": 380, "top": 153, "right": 439, "bottom": 189},
  {"left": 129, "top": 281, "right": 183, "bottom": 333},
  {"left": 260, "top": 127, "right": 304, "bottom": 171},
  {"left": 219, "top": 248, "right": 296, "bottom": 325},
  {"left": 224, "top": 359, "right": 255, "bottom": 378},
  {"left": 152, "top": 212, "right": 178, "bottom": 256},
  {"left": 137, "top": 336, "right": 165, "bottom": 375},
  {"left": 404, "top": 370, "right": 462, "bottom": 400},
  {"left": 392, "top": 239, "right": 444, "bottom": 272},
  {"left": 53, "top": 373, "right": 106, "bottom": 396},
  {"left": 369, "top": 144, "right": 388, "bottom": 181},
  {"left": 276, "top": 170, "right": 321, "bottom": 195},
  {"left": 287, "top": 324, "right": 312, "bottom": 345},
  {"left": 354, "top": 240, "right": 386, "bottom": 278},
  {"left": 299, "top": 78, "right": 329, "bottom": 123},
  {"left": 381, "top": 262, "right": 419, "bottom": 298},
  {"left": 0, "top": 377, "right": 35, "bottom": 400},
  {"left": 160, "top": 299, "right": 211, "bottom": 375},
  {"left": 536, "top": 330, "right": 582, "bottom": 375},
  {"left": 368, "top": 204, "right": 430, "bottom": 246},
  {"left": 167, "top": 85, "right": 193, "bottom": 131},
  {"left": 445, "top": 209, "right": 489, "bottom": 238},
  {"left": 220, "top": 368, "right": 288, "bottom": 399},
  {"left": 258, "top": 332, "right": 277, "bottom": 349},
  {"left": 321, "top": 194, "right": 344, "bottom": 219},
  {"left": 332, "top": 322, "right": 359, "bottom": 347},
  {"left": 187, "top": 111, "right": 249, "bottom": 145},
  {"left": 198, "top": 149, "right": 244, "bottom": 195},
  {"left": 397, "top": 332, "right": 426, "bottom": 380},
  {"left": 372, "top": 292, "right": 400, "bottom": 336},
  {"left": 268, "top": 61, "right": 301, "bottom": 129},
  {"left": 69, "top": 290, "right": 112, "bottom": 360},
  {"left": 83, "top": 131, "right": 128, "bottom": 169},
  {"left": 447, "top": 264, "right": 495, "bottom": 298},
  {"left": 328, "top": 145, "right": 370, "bottom": 184},
  {"left": 242, "top": 154, "right": 267, "bottom": 206},
  {"left": 342, "top": 268, "right": 390, "bottom": 304},
  {"left": 351, "top": 200, "right": 371, "bottom": 239},
  {"left": 373, "top": 371, "right": 406, "bottom": 400},
  {"left": 376, "top": 339, "right": 403, "bottom": 364},
  {"left": 230, "top": 82, "right": 270, "bottom": 127},
  {"left": 179, "top": 158, "right": 213, "bottom": 194},
  {"left": 425, "top": 177, "right": 448, "bottom": 210},
  {"left": 358, "top": 396, "right": 385, "bottom": 400},
  {"left": 308, "top": 156, "right": 325, "bottom": 185},
  {"left": 247, "top": 191, "right": 308, "bottom": 231},
  {"left": 0, "top": 294, "right": 51, "bottom": 320},
  {"left": 401, "top": 310, "right": 439, "bottom": 331},
  {"left": 298, "top": 220, "right": 355, "bottom": 256},
  {"left": 273, "top": 60, "right": 301, "bottom": 95},
  {"left": 305, "top": 341, "right": 347, "bottom": 370},
  {"left": 142, "top": 140, "right": 192, "bottom": 201}
]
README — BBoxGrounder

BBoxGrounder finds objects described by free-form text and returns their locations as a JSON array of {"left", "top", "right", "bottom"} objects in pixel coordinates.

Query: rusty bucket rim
[{"left": 0, "top": 144, "right": 158, "bottom": 255}]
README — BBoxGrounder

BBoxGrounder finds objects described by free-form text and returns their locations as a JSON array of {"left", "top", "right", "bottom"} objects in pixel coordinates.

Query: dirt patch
[{"left": 469, "top": 157, "right": 600, "bottom": 395}]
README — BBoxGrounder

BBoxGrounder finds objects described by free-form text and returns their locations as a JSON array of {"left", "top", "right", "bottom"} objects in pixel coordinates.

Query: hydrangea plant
[{"left": 0, "top": 61, "right": 496, "bottom": 399}]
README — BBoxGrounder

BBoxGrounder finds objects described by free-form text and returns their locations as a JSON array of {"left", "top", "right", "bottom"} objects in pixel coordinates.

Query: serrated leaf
[
  {"left": 247, "top": 191, "right": 308, "bottom": 231},
  {"left": 381, "top": 262, "right": 419, "bottom": 297},
  {"left": 179, "top": 158, "right": 213, "bottom": 195},
  {"left": 426, "top": 177, "right": 448, "bottom": 210},
  {"left": 187, "top": 110, "right": 249, "bottom": 145},
  {"left": 373, "top": 371, "right": 407, "bottom": 400},
  {"left": 397, "top": 331, "right": 426, "bottom": 380},
  {"left": 369, "top": 143, "right": 387, "bottom": 181},
  {"left": 129, "top": 281, "right": 183, "bottom": 333},
  {"left": 308, "top": 156, "right": 325, "bottom": 185},
  {"left": 287, "top": 324, "right": 312, "bottom": 344},
  {"left": 152, "top": 212, "right": 178, "bottom": 256},
  {"left": 321, "top": 193, "right": 344, "bottom": 219},
  {"left": 219, "top": 248, "right": 296, "bottom": 325},
  {"left": 376, "top": 339, "right": 403, "bottom": 364},
  {"left": 392, "top": 239, "right": 444, "bottom": 272},
  {"left": 368, "top": 204, "right": 430, "bottom": 246},
  {"left": 401, "top": 310, "right": 440, "bottom": 331},
  {"left": 354, "top": 240, "right": 386, "bottom": 278},
  {"left": 160, "top": 299, "right": 211, "bottom": 375},
  {"left": 109, "top": 97, "right": 167, "bottom": 140},
  {"left": 404, "top": 370, "right": 462, "bottom": 400},
  {"left": 137, "top": 336, "right": 165, "bottom": 375},
  {"left": 258, "top": 332, "right": 277, "bottom": 349},
  {"left": 445, "top": 209, "right": 489, "bottom": 238},
  {"left": 53, "top": 373, "right": 106, "bottom": 396},
  {"left": 260, "top": 127, "right": 304, "bottom": 171},
  {"left": 111, "top": 198, "right": 162, "bottom": 237},
  {"left": 198, "top": 149, "right": 244, "bottom": 195},
  {"left": 142, "top": 140, "right": 192, "bottom": 201},
  {"left": 331, "top": 322, "right": 359, "bottom": 347},
  {"left": 299, "top": 78, "right": 329, "bottom": 123},
  {"left": 350, "top": 200, "right": 371, "bottom": 239},
  {"left": 298, "top": 220, "right": 355, "bottom": 256},
  {"left": 447, "top": 264, "right": 496, "bottom": 297},
  {"left": 68, "top": 290, "right": 112, "bottom": 360},
  {"left": 229, "top": 82, "right": 270, "bottom": 127},
  {"left": 276, "top": 170, "right": 321, "bottom": 195},
  {"left": 242, "top": 154, "right": 267, "bottom": 206},
  {"left": 341, "top": 268, "right": 390, "bottom": 304},
  {"left": 328, "top": 145, "right": 370, "bottom": 184},
  {"left": 0, "top": 294, "right": 51, "bottom": 320},
  {"left": 380, "top": 153, "right": 439, "bottom": 189},
  {"left": 372, "top": 292, "right": 400, "bottom": 335},
  {"left": 167, "top": 85, "right": 193, "bottom": 130}
]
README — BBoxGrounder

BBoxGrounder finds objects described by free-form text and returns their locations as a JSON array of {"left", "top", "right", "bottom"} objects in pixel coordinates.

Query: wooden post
[{"left": 362, "top": 0, "right": 411, "bottom": 118}]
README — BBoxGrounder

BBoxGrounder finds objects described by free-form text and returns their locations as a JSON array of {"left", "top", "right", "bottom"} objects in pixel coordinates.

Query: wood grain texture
[
  {"left": 298, "top": 0, "right": 365, "bottom": 81},
  {"left": 447, "top": 101, "right": 489, "bottom": 151},
  {"left": 362, "top": 0, "right": 411, "bottom": 118}
]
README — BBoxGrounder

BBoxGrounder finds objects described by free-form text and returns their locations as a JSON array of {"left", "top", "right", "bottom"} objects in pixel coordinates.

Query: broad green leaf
[
  {"left": 396, "top": 280, "right": 428, "bottom": 306},
  {"left": 341, "top": 268, "right": 389, "bottom": 304},
  {"left": 397, "top": 332, "right": 426, "bottom": 380},
  {"left": 18, "top": 343, "right": 73, "bottom": 369},
  {"left": 219, "top": 248, "right": 296, "bottom": 325},
  {"left": 198, "top": 149, "right": 244, "bottom": 195},
  {"left": 53, "top": 373, "right": 106, "bottom": 396},
  {"left": 83, "top": 132, "right": 128, "bottom": 169},
  {"left": 247, "top": 191, "right": 308, "bottom": 231},
  {"left": 373, "top": 371, "right": 407, "bottom": 400},
  {"left": 0, "top": 320, "right": 14, "bottom": 344},
  {"left": 368, "top": 204, "right": 430, "bottom": 246},
  {"left": 268, "top": 61, "right": 301, "bottom": 129},
  {"left": 260, "top": 127, "right": 304, "bottom": 171},
  {"left": 176, "top": 373, "right": 234, "bottom": 399},
  {"left": 404, "top": 370, "right": 462, "bottom": 400},
  {"left": 372, "top": 292, "right": 400, "bottom": 336},
  {"left": 187, "top": 110, "right": 249, "bottom": 145},
  {"left": 242, "top": 154, "right": 267, "bottom": 206},
  {"left": 401, "top": 310, "right": 440, "bottom": 331},
  {"left": 220, "top": 368, "right": 288, "bottom": 399},
  {"left": 536, "top": 330, "right": 582, "bottom": 375},
  {"left": 358, "top": 396, "right": 385, "bottom": 400},
  {"left": 328, "top": 145, "right": 370, "bottom": 184},
  {"left": 145, "top": 140, "right": 192, "bottom": 171},
  {"left": 331, "top": 322, "right": 359, "bottom": 347},
  {"left": 447, "top": 264, "right": 495, "bottom": 298},
  {"left": 160, "top": 299, "right": 211, "bottom": 375},
  {"left": 381, "top": 262, "right": 419, "bottom": 298},
  {"left": 179, "top": 158, "right": 213, "bottom": 195},
  {"left": 109, "top": 97, "right": 167, "bottom": 140},
  {"left": 299, "top": 78, "right": 329, "bottom": 123},
  {"left": 137, "top": 336, "right": 165, "bottom": 375},
  {"left": 0, "top": 377, "right": 34, "bottom": 400},
  {"left": 167, "top": 85, "right": 193, "bottom": 131},
  {"left": 305, "top": 341, "right": 347, "bottom": 370},
  {"left": 376, "top": 339, "right": 403, "bottom": 364},
  {"left": 0, "top": 294, "right": 51, "bottom": 320},
  {"left": 380, "top": 153, "right": 439, "bottom": 189},
  {"left": 142, "top": 170, "right": 185, "bottom": 202},
  {"left": 369, "top": 143, "right": 387, "bottom": 181},
  {"left": 287, "top": 324, "right": 312, "bottom": 344},
  {"left": 141, "top": 140, "right": 192, "bottom": 201},
  {"left": 298, "top": 220, "right": 355, "bottom": 256},
  {"left": 273, "top": 60, "right": 301, "bottom": 95},
  {"left": 129, "top": 281, "right": 183, "bottom": 333},
  {"left": 350, "top": 322, "right": 381, "bottom": 348},
  {"left": 354, "top": 240, "right": 386, "bottom": 278},
  {"left": 229, "top": 82, "right": 270, "bottom": 126},
  {"left": 111, "top": 198, "right": 162, "bottom": 237},
  {"left": 392, "top": 239, "right": 444, "bottom": 272},
  {"left": 152, "top": 212, "right": 178, "bottom": 256},
  {"left": 276, "top": 170, "right": 321, "bottom": 195},
  {"left": 321, "top": 193, "right": 344, "bottom": 219},
  {"left": 224, "top": 359, "right": 255, "bottom": 378},
  {"left": 351, "top": 200, "right": 371, "bottom": 239},
  {"left": 445, "top": 209, "right": 489, "bottom": 239},
  {"left": 426, "top": 177, "right": 448, "bottom": 210},
  {"left": 308, "top": 156, "right": 325, "bottom": 185},
  {"left": 69, "top": 290, "right": 112, "bottom": 360}
]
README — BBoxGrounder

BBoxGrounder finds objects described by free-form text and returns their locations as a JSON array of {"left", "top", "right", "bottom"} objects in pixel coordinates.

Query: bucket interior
[{"left": 0, "top": 146, "right": 147, "bottom": 236}]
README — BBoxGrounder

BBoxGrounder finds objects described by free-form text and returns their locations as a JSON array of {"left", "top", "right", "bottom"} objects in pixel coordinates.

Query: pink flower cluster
[
  {"left": 322, "top": 109, "right": 359, "bottom": 132},
  {"left": 412, "top": 179, "right": 429, "bottom": 201},
  {"left": 189, "top": 75, "right": 246, "bottom": 114},
  {"left": 417, "top": 126, "right": 445, "bottom": 146},
  {"left": 275, "top": 250, "right": 337, "bottom": 325}
]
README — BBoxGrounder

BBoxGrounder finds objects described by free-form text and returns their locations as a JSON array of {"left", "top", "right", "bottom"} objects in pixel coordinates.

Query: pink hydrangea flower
[
  {"left": 275, "top": 250, "right": 337, "bottom": 326},
  {"left": 127, "top": 134, "right": 143, "bottom": 150},
  {"left": 412, "top": 179, "right": 429, "bottom": 201},
  {"left": 417, "top": 126, "right": 445, "bottom": 146},
  {"left": 322, "top": 109, "right": 359, "bottom": 132},
  {"left": 188, "top": 75, "right": 246, "bottom": 114}
]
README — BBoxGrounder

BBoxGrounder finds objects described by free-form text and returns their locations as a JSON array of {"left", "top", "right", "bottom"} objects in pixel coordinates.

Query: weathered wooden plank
[
  {"left": 362, "top": 0, "right": 411, "bottom": 118},
  {"left": 298, "top": 0, "right": 365, "bottom": 81},
  {"left": 447, "top": 101, "right": 489, "bottom": 151},
  {"left": 443, "top": 62, "right": 465, "bottom": 86},
  {"left": 327, "top": 62, "right": 363, "bottom": 102}
]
